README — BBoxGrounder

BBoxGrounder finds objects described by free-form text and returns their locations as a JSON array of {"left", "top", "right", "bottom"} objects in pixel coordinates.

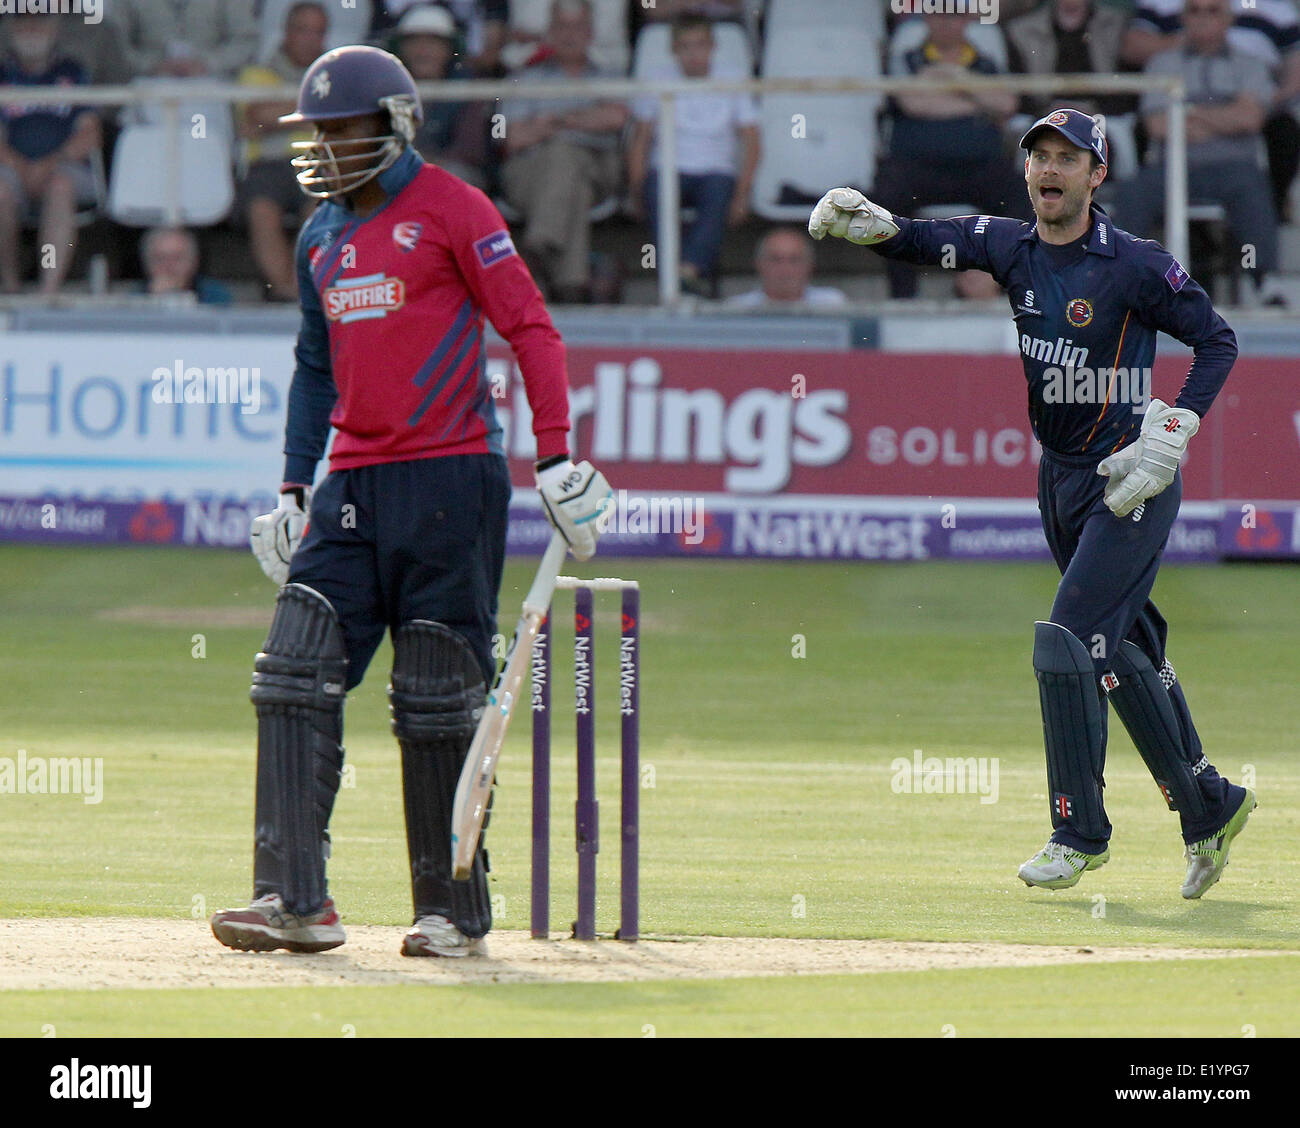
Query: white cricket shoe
[
  {"left": 1182, "top": 788, "right": 1256, "bottom": 899},
  {"left": 211, "top": 893, "right": 345, "bottom": 953},
  {"left": 1018, "top": 840, "right": 1110, "bottom": 890},
  {"left": 401, "top": 914, "right": 488, "bottom": 958}
]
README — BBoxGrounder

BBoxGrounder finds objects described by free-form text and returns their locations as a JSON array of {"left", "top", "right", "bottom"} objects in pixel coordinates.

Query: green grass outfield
[
  {"left": 4, "top": 958, "right": 1300, "bottom": 1038},
  {"left": 1, "top": 545, "right": 1297, "bottom": 1036}
]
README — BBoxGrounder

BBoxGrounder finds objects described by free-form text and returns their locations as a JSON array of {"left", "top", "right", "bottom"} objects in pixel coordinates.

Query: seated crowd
[{"left": 0, "top": 0, "right": 1295, "bottom": 305}]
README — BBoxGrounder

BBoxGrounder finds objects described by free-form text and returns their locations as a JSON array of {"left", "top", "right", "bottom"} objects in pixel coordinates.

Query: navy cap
[{"left": 1020, "top": 108, "right": 1108, "bottom": 167}]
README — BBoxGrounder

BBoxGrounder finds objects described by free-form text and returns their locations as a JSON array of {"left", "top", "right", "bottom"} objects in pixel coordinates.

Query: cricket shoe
[
  {"left": 401, "top": 914, "right": 488, "bottom": 958},
  {"left": 210, "top": 893, "right": 345, "bottom": 953},
  {"left": 1182, "top": 788, "right": 1256, "bottom": 900},
  {"left": 1018, "top": 841, "right": 1110, "bottom": 890}
]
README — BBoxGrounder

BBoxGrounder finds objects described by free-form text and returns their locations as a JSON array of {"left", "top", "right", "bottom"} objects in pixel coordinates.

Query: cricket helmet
[{"left": 279, "top": 45, "right": 423, "bottom": 198}]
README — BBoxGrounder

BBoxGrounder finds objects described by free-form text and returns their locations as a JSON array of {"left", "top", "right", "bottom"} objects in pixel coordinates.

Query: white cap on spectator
[{"left": 395, "top": 4, "right": 457, "bottom": 40}]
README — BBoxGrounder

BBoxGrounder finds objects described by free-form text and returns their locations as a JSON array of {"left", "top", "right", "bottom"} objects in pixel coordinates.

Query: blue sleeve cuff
[{"left": 282, "top": 455, "right": 318, "bottom": 487}]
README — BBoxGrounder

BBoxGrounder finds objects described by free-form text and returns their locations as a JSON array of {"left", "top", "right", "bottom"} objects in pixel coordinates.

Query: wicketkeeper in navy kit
[
  {"left": 210, "top": 45, "right": 611, "bottom": 957},
  {"left": 810, "top": 108, "right": 1255, "bottom": 898}
]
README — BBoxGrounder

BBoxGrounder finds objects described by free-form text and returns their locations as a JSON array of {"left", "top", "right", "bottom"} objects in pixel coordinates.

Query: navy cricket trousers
[
  {"left": 288, "top": 454, "right": 511, "bottom": 691},
  {"left": 1037, "top": 448, "right": 1178, "bottom": 672}
]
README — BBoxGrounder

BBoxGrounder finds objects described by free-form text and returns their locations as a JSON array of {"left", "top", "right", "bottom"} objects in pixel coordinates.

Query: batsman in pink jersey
[{"left": 211, "top": 45, "right": 613, "bottom": 958}]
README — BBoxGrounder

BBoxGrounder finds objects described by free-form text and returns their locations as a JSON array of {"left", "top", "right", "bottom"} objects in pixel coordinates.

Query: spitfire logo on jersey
[{"left": 323, "top": 273, "right": 407, "bottom": 323}]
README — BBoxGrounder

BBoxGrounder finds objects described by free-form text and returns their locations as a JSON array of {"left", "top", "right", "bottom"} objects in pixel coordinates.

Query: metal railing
[{"left": 0, "top": 73, "right": 1188, "bottom": 305}]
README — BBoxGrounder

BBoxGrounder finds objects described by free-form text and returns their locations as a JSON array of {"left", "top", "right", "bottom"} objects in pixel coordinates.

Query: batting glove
[
  {"left": 250, "top": 486, "right": 310, "bottom": 585},
  {"left": 1096, "top": 399, "right": 1199, "bottom": 518},
  {"left": 535, "top": 456, "right": 614, "bottom": 562},
  {"left": 808, "top": 187, "right": 899, "bottom": 245}
]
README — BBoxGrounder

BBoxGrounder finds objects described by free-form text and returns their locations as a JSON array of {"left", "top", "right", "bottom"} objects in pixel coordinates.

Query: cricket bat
[{"left": 451, "top": 530, "right": 569, "bottom": 881}]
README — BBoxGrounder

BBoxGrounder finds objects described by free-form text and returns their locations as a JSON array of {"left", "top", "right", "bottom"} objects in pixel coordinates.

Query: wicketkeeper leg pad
[
  {"left": 1103, "top": 640, "right": 1208, "bottom": 821},
  {"left": 1033, "top": 621, "right": 1111, "bottom": 846},
  {"left": 249, "top": 583, "right": 348, "bottom": 916},
  {"left": 390, "top": 621, "right": 491, "bottom": 938}
]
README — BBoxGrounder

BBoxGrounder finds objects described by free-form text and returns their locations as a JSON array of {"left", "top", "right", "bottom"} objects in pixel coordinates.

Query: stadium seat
[
  {"left": 118, "top": 78, "right": 235, "bottom": 141},
  {"left": 632, "top": 21, "right": 754, "bottom": 80},
  {"left": 766, "top": 0, "right": 884, "bottom": 42},
  {"left": 1188, "top": 201, "right": 1240, "bottom": 303},
  {"left": 751, "top": 25, "right": 880, "bottom": 221},
  {"left": 107, "top": 123, "right": 234, "bottom": 227}
]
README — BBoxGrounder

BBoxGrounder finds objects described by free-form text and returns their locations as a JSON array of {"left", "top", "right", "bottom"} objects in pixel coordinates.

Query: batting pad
[
  {"left": 249, "top": 583, "right": 348, "bottom": 916},
  {"left": 1033, "top": 621, "right": 1110, "bottom": 843},
  {"left": 390, "top": 621, "right": 492, "bottom": 937},
  {"left": 1104, "top": 641, "right": 1207, "bottom": 820}
]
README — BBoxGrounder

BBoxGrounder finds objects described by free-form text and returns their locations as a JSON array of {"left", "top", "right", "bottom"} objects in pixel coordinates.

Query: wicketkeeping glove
[
  {"left": 535, "top": 457, "right": 613, "bottom": 562},
  {"left": 250, "top": 487, "right": 310, "bottom": 585},
  {"left": 808, "top": 187, "right": 900, "bottom": 245},
  {"left": 1096, "top": 399, "right": 1199, "bottom": 518}
]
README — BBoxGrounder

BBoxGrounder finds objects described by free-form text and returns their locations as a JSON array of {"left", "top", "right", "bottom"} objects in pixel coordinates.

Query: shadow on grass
[{"left": 1023, "top": 895, "right": 1296, "bottom": 946}]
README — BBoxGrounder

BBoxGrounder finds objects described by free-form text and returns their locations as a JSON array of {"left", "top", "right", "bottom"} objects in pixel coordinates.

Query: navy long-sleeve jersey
[{"left": 873, "top": 205, "right": 1237, "bottom": 457}]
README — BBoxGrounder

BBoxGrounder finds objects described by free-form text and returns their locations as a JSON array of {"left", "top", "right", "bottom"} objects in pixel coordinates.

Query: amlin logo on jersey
[{"left": 323, "top": 273, "right": 407, "bottom": 323}]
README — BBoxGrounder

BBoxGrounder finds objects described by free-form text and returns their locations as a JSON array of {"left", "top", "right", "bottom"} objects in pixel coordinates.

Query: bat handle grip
[{"left": 523, "top": 531, "right": 569, "bottom": 617}]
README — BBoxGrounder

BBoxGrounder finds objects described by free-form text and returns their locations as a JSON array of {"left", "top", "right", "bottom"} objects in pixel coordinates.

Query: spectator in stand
[
  {"left": 627, "top": 11, "right": 761, "bottom": 298},
  {"left": 390, "top": 3, "right": 491, "bottom": 188},
  {"left": 726, "top": 227, "right": 848, "bottom": 308},
  {"left": 108, "top": 0, "right": 260, "bottom": 79},
  {"left": 373, "top": 0, "right": 510, "bottom": 75},
  {"left": 1006, "top": 0, "right": 1135, "bottom": 120},
  {"left": 500, "top": 0, "right": 628, "bottom": 302},
  {"left": 501, "top": 0, "right": 631, "bottom": 74},
  {"left": 635, "top": 0, "right": 750, "bottom": 28},
  {"left": 235, "top": 1, "right": 328, "bottom": 302},
  {"left": 871, "top": 12, "right": 1027, "bottom": 300},
  {"left": 889, "top": 0, "right": 1040, "bottom": 34},
  {"left": 0, "top": 13, "right": 132, "bottom": 84},
  {"left": 887, "top": 0, "right": 1042, "bottom": 29},
  {"left": 0, "top": 14, "right": 102, "bottom": 296},
  {"left": 254, "top": 0, "right": 374, "bottom": 63},
  {"left": 1118, "top": 0, "right": 1285, "bottom": 304},
  {"left": 631, "top": 0, "right": 758, "bottom": 61},
  {"left": 1123, "top": 0, "right": 1300, "bottom": 216},
  {"left": 138, "top": 226, "right": 232, "bottom": 305}
]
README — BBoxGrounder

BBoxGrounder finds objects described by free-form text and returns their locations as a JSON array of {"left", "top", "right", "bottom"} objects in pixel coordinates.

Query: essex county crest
[{"left": 1066, "top": 298, "right": 1094, "bottom": 328}]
